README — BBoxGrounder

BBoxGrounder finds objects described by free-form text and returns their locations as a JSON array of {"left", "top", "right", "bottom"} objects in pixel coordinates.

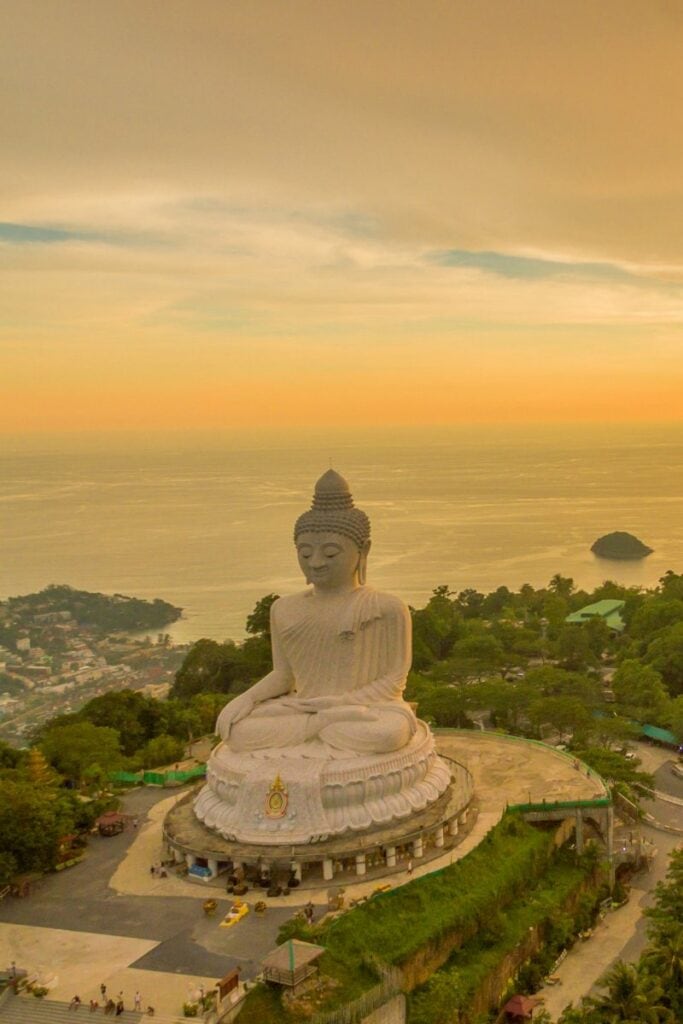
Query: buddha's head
[{"left": 294, "top": 470, "right": 371, "bottom": 590}]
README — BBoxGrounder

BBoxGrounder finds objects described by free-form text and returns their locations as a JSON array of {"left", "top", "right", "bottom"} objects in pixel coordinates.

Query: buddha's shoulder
[
  {"left": 271, "top": 589, "right": 408, "bottom": 618},
  {"left": 271, "top": 591, "right": 312, "bottom": 618},
  {"left": 369, "top": 589, "right": 410, "bottom": 618}
]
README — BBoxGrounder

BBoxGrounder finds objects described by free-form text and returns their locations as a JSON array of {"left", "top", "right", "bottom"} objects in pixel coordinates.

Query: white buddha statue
[
  {"left": 216, "top": 469, "right": 416, "bottom": 757},
  {"left": 194, "top": 471, "right": 451, "bottom": 844}
]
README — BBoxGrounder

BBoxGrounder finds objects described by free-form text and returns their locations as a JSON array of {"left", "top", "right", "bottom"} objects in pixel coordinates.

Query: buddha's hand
[
  {"left": 319, "top": 705, "right": 378, "bottom": 724},
  {"left": 305, "top": 704, "right": 377, "bottom": 740},
  {"left": 292, "top": 696, "right": 344, "bottom": 711},
  {"left": 216, "top": 694, "right": 254, "bottom": 738}
]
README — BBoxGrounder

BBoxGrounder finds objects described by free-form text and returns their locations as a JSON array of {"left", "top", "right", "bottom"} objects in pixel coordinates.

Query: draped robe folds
[{"left": 225, "top": 586, "right": 417, "bottom": 755}]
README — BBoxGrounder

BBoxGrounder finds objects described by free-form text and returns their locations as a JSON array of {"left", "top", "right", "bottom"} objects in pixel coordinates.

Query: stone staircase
[{"left": 0, "top": 997, "right": 143, "bottom": 1024}]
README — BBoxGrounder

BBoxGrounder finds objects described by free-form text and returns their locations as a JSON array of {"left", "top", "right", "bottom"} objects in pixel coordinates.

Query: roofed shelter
[
  {"left": 565, "top": 599, "right": 625, "bottom": 632},
  {"left": 641, "top": 723, "right": 679, "bottom": 748},
  {"left": 261, "top": 939, "right": 325, "bottom": 989},
  {"left": 96, "top": 811, "right": 126, "bottom": 836},
  {"left": 503, "top": 994, "right": 540, "bottom": 1019}
]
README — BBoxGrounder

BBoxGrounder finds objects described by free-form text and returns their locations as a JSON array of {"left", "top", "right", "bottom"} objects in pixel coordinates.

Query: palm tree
[
  {"left": 640, "top": 929, "right": 683, "bottom": 1016},
  {"left": 548, "top": 573, "right": 575, "bottom": 599},
  {"left": 587, "top": 960, "right": 674, "bottom": 1023}
]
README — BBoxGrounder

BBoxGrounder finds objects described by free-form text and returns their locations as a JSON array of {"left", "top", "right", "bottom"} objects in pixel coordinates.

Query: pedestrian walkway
[
  {"left": 536, "top": 900, "right": 644, "bottom": 1019},
  {"left": 652, "top": 788, "right": 683, "bottom": 807},
  {"left": 0, "top": 928, "right": 216, "bottom": 1021}
]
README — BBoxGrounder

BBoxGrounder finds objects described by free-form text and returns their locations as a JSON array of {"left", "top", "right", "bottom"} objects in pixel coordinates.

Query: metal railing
[{"left": 509, "top": 796, "right": 611, "bottom": 814}]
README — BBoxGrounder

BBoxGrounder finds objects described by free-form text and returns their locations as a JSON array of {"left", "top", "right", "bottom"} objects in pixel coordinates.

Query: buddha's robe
[{"left": 224, "top": 586, "right": 416, "bottom": 755}]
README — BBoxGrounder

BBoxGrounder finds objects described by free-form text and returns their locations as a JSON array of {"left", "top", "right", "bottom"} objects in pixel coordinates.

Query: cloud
[
  {"left": 0, "top": 221, "right": 168, "bottom": 249},
  {"left": 0, "top": 223, "right": 98, "bottom": 245},
  {"left": 1, "top": 2, "right": 683, "bottom": 430},
  {"left": 3, "top": 2, "right": 683, "bottom": 261},
  {"left": 430, "top": 249, "right": 637, "bottom": 283}
]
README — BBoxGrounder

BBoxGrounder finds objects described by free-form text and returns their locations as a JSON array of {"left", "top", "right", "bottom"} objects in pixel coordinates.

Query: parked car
[{"left": 96, "top": 811, "right": 126, "bottom": 836}]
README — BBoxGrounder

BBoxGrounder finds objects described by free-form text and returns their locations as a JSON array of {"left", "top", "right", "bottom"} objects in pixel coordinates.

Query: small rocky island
[{"left": 591, "top": 531, "right": 653, "bottom": 560}]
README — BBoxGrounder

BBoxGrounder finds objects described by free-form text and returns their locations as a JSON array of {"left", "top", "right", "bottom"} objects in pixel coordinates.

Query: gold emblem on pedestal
[{"left": 265, "top": 774, "right": 288, "bottom": 818}]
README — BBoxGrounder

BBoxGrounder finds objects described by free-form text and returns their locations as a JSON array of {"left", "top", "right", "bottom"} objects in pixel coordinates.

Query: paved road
[
  {"left": 0, "top": 787, "right": 301, "bottom": 980},
  {"left": 614, "top": 821, "right": 680, "bottom": 960},
  {"left": 538, "top": 749, "right": 683, "bottom": 1021},
  {"left": 652, "top": 760, "right": 683, "bottom": 800}
]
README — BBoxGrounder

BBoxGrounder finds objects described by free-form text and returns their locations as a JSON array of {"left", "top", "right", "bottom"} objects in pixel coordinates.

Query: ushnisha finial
[{"left": 294, "top": 470, "right": 371, "bottom": 550}]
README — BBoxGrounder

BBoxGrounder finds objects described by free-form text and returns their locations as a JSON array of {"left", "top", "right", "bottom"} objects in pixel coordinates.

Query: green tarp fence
[{"left": 109, "top": 764, "right": 207, "bottom": 786}]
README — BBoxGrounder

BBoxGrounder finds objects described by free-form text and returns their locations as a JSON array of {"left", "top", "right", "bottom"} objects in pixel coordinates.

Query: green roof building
[
  {"left": 640, "top": 723, "right": 678, "bottom": 747},
  {"left": 565, "top": 599, "right": 626, "bottom": 633}
]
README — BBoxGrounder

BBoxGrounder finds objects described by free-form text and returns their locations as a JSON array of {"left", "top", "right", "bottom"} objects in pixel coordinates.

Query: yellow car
[{"left": 220, "top": 900, "right": 250, "bottom": 928}]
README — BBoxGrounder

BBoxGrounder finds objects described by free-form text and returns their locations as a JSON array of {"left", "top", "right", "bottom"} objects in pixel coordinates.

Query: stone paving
[{"left": 434, "top": 730, "right": 608, "bottom": 809}]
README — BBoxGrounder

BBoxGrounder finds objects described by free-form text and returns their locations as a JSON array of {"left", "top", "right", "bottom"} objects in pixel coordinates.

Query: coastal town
[{"left": 0, "top": 586, "right": 186, "bottom": 746}]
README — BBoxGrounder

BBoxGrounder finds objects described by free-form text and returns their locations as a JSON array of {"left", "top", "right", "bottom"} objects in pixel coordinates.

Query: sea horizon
[{"left": 2, "top": 422, "right": 682, "bottom": 644}]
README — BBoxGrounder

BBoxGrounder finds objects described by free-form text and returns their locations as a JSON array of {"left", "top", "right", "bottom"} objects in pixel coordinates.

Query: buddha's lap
[{"left": 229, "top": 705, "right": 411, "bottom": 754}]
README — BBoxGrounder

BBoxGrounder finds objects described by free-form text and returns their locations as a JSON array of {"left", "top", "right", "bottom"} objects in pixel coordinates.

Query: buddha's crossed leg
[{"left": 229, "top": 702, "right": 411, "bottom": 754}]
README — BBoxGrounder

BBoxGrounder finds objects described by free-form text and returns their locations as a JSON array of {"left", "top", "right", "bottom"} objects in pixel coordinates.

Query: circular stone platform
[
  {"left": 161, "top": 732, "right": 609, "bottom": 889},
  {"left": 163, "top": 757, "right": 474, "bottom": 885}
]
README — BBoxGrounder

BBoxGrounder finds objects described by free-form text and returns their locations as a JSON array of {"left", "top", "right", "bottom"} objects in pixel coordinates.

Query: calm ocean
[{"left": 1, "top": 424, "right": 682, "bottom": 643}]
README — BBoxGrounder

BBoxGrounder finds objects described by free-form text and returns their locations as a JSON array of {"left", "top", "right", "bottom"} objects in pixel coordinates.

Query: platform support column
[
  {"left": 355, "top": 853, "right": 367, "bottom": 876},
  {"left": 291, "top": 862, "right": 302, "bottom": 882},
  {"left": 434, "top": 826, "right": 445, "bottom": 848},
  {"left": 322, "top": 858, "right": 334, "bottom": 881},
  {"left": 413, "top": 836, "right": 424, "bottom": 859},
  {"left": 606, "top": 805, "right": 615, "bottom": 890},
  {"left": 448, "top": 817, "right": 459, "bottom": 837},
  {"left": 385, "top": 846, "right": 396, "bottom": 868},
  {"left": 207, "top": 858, "right": 218, "bottom": 878},
  {"left": 185, "top": 853, "right": 196, "bottom": 869},
  {"left": 575, "top": 809, "right": 584, "bottom": 854}
]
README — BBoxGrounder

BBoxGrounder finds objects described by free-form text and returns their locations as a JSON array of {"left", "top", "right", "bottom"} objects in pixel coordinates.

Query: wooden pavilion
[{"left": 261, "top": 939, "right": 325, "bottom": 989}]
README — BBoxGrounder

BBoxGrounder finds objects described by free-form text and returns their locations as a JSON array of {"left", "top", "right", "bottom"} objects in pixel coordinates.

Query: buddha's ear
[{"left": 357, "top": 539, "right": 371, "bottom": 585}]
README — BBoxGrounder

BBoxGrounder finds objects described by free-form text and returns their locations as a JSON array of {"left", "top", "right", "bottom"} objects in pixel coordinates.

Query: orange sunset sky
[{"left": 2, "top": 1, "right": 683, "bottom": 432}]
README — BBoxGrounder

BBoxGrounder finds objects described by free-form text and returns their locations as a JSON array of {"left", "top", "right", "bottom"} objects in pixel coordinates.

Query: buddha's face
[{"left": 296, "top": 531, "right": 362, "bottom": 591}]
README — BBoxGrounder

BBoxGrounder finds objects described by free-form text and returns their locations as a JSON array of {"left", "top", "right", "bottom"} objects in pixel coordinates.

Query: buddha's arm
[
  {"left": 242, "top": 610, "right": 294, "bottom": 704},
  {"left": 216, "top": 601, "right": 294, "bottom": 737}
]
